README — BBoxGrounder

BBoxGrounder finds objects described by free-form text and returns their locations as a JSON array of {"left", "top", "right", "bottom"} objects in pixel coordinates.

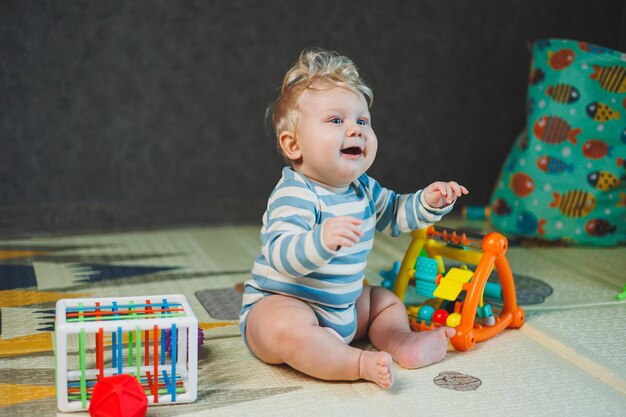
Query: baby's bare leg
[
  {"left": 245, "top": 294, "right": 393, "bottom": 388},
  {"left": 355, "top": 286, "right": 454, "bottom": 369}
]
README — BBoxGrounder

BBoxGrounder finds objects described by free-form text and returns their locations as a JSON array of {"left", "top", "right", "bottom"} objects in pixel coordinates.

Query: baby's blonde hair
[{"left": 267, "top": 48, "right": 373, "bottom": 155}]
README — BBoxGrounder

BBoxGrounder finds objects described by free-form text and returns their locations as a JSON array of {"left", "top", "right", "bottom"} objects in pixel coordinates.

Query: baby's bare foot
[
  {"left": 392, "top": 327, "right": 455, "bottom": 369},
  {"left": 359, "top": 351, "right": 394, "bottom": 389}
]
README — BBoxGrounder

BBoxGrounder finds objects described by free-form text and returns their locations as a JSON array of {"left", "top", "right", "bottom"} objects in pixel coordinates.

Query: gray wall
[{"left": 2, "top": 0, "right": 626, "bottom": 234}]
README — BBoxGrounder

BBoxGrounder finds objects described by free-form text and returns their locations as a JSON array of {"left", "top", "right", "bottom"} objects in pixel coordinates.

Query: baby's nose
[{"left": 347, "top": 125, "right": 362, "bottom": 136}]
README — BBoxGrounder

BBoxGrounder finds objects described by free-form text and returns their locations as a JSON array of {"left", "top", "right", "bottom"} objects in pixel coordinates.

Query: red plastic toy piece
[
  {"left": 88, "top": 374, "right": 148, "bottom": 417},
  {"left": 432, "top": 309, "right": 449, "bottom": 325}
]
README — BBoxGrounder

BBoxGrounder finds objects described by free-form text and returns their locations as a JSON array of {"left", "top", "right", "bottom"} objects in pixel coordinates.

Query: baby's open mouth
[{"left": 340, "top": 147, "right": 363, "bottom": 156}]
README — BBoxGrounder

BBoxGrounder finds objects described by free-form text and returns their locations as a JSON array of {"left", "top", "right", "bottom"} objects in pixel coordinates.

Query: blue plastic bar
[
  {"left": 117, "top": 326, "right": 123, "bottom": 374},
  {"left": 160, "top": 298, "right": 170, "bottom": 366},
  {"left": 111, "top": 302, "right": 118, "bottom": 370},
  {"left": 171, "top": 323, "right": 177, "bottom": 402},
  {"left": 162, "top": 370, "right": 173, "bottom": 394}
]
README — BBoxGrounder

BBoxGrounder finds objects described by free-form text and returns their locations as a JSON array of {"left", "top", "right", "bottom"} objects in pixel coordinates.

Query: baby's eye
[
  {"left": 330, "top": 117, "right": 343, "bottom": 124},
  {"left": 357, "top": 118, "right": 368, "bottom": 126}
]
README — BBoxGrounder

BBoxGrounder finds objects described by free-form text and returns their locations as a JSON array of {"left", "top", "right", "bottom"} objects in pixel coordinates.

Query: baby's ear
[{"left": 278, "top": 131, "right": 302, "bottom": 161}]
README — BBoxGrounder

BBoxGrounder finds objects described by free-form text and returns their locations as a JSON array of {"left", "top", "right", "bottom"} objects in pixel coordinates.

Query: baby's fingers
[
  {"left": 447, "top": 181, "right": 469, "bottom": 197},
  {"left": 324, "top": 217, "right": 363, "bottom": 250},
  {"left": 338, "top": 224, "right": 362, "bottom": 244},
  {"left": 334, "top": 216, "right": 363, "bottom": 237},
  {"left": 442, "top": 326, "right": 456, "bottom": 338},
  {"left": 438, "top": 183, "right": 454, "bottom": 204},
  {"left": 327, "top": 229, "right": 360, "bottom": 249},
  {"left": 344, "top": 216, "right": 363, "bottom": 227},
  {"left": 335, "top": 235, "right": 358, "bottom": 248},
  {"left": 345, "top": 219, "right": 364, "bottom": 237}
]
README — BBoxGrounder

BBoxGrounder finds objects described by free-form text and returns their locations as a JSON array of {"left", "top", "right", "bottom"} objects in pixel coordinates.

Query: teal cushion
[{"left": 490, "top": 39, "right": 626, "bottom": 246}]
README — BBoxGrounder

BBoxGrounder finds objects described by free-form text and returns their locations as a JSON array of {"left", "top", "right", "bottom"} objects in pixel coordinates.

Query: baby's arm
[
  {"left": 262, "top": 181, "right": 342, "bottom": 277},
  {"left": 366, "top": 176, "right": 467, "bottom": 236}
]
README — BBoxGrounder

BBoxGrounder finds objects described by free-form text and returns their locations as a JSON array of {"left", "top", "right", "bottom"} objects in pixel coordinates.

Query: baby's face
[{"left": 293, "top": 86, "right": 378, "bottom": 188}]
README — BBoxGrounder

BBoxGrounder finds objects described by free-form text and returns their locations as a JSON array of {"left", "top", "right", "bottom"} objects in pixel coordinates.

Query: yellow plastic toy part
[{"left": 433, "top": 268, "right": 473, "bottom": 301}]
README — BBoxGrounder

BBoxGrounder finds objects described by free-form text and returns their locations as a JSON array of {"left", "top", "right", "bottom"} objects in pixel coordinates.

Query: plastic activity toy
[
  {"left": 54, "top": 294, "right": 198, "bottom": 413},
  {"left": 380, "top": 226, "right": 524, "bottom": 351}
]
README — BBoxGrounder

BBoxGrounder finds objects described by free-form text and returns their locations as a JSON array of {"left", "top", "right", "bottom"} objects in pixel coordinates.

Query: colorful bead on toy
[
  {"left": 417, "top": 305, "right": 435, "bottom": 322},
  {"left": 431, "top": 309, "right": 449, "bottom": 325},
  {"left": 446, "top": 312, "right": 462, "bottom": 328}
]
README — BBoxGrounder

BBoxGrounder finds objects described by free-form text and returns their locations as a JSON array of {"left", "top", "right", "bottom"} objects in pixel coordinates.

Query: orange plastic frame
[{"left": 392, "top": 226, "right": 525, "bottom": 351}]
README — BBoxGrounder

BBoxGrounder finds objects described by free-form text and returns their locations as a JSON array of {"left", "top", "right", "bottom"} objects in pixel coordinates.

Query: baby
[{"left": 239, "top": 48, "right": 468, "bottom": 389}]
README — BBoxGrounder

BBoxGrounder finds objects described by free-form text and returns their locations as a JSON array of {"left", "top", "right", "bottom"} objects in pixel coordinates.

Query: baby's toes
[{"left": 376, "top": 353, "right": 394, "bottom": 388}]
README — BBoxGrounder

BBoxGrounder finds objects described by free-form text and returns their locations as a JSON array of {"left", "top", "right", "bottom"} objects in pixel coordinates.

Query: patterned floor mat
[
  {"left": 196, "top": 288, "right": 243, "bottom": 320},
  {"left": 1, "top": 220, "right": 625, "bottom": 417}
]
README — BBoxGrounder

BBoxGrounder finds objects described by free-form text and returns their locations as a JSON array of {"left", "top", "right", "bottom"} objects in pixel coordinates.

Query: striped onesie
[{"left": 240, "top": 167, "right": 452, "bottom": 348}]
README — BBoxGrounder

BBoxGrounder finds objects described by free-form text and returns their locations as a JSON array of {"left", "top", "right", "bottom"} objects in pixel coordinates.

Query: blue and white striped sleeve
[
  {"left": 260, "top": 179, "right": 338, "bottom": 278},
  {"left": 366, "top": 176, "right": 453, "bottom": 237}
]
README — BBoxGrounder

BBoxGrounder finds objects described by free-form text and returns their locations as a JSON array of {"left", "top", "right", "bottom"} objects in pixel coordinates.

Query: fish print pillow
[{"left": 490, "top": 39, "right": 626, "bottom": 246}]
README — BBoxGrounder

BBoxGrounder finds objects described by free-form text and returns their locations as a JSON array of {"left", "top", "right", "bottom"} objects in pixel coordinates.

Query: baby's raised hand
[
  {"left": 423, "top": 181, "right": 469, "bottom": 208},
  {"left": 322, "top": 216, "right": 363, "bottom": 251}
]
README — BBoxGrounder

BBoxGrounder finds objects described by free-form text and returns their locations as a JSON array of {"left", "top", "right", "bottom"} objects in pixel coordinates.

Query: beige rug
[{"left": 1, "top": 219, "right": 625, "bottom": 416}]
